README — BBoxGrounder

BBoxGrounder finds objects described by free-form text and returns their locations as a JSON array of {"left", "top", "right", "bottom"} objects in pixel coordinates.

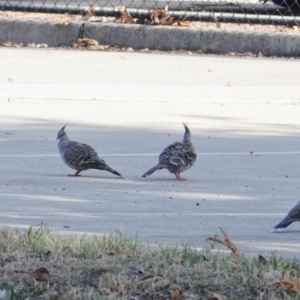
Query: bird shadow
[
  {"left": 43, "top": 174, "right": 124, "bottom": 180},
  {"left": 271, "top": 229, "right": 300, "bottom": 234}
]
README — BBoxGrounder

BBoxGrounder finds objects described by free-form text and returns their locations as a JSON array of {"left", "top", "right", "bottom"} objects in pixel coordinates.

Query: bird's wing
[
  {"left": 64, "top": 142, "right": 105, "bottom": 167},
  {"left": 159, "top": 142, "right": 196, "bottom": 167}
]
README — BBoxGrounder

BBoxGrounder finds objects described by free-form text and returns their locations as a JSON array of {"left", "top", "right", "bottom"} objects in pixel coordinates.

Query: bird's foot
[
  {"left": 68, "top": 170, "right": 82, "bottom": 177},
  {"left": 175, "top": 173, "right": 187, "bottom": 181}
]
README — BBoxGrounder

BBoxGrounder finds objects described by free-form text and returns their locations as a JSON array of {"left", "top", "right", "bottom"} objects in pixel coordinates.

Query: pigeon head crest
[
  {"left": 56, "top": 124, "right": 67, "bottom": 140},
  {"left": 182, "top": 123, "right": 191, "bottom": 141}
]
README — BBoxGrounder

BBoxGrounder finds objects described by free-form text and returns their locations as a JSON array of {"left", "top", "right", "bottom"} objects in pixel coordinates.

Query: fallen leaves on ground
[
  {"left": 72, "top": 38, "right": 108, "bottom": 50},
  {"left": 15, "top": 267, "right": 51, "bottom": 282},
  {"left": 269, "top": 278, "right": 300, "bottom": 294},
  {"left": 210, "top": 292, "right": 227, "bottom": 299},
  {"left": 52, "top": 13, "right": 77, "bottom": 26},
  {"left": 82, "top": 5, "right": 95, "bottom": 21},
  {"left": 150, "top": 0, "right": 175, "bottom": 25},
  {"left": 154, "top": 278, "right": 171, "bottom": 289},
  {"left": 114, "top": 5, "right": 136, "bottom": 24},
  {"left": 114, "top": 280, "right": 126, "bottom": 295},
  {"left": 205, "top": 227, "right": 242, "bottom": 255},
  {"left": 0, "top": 227, "right": 299, "bottom": 299},
  {"left": 170, "top": 257, "right": 184, "bottom": 265},
  {"left": 170, "top": 289, "right": 183, "bottom": 300},
  {"left": 1, "top": 42, "right": 23, "bottom": 47},
  {"left": 33, "top": 267, "right": 50, "bottom": 282},
  {"left": 176, "top": 20, "right": 193, "bottom": 27},
  {"left": 137, "top": 275, "right": 171, "bottom": 290}
]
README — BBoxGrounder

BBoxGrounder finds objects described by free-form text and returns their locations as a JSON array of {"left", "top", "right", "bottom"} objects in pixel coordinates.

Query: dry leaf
[
  {"left": 114, "top": 5, "right": 135, "bottom": 24},
  {"left": 176, "top": 20, "right": 192, "bottom": 27},
  {"left": 170, "top": 257, "right": 184, "bottom": 265},
  {"left": 52, "top": 13, "right": 77, "bottom": 26},
  {"left": 72, "top": 38, "right": 106, "bottom": 51},
  {"left": 142, "top": 275, "right": 155, "bottom": 281},
  {"left": 15, "top": 267, "right": 51, "bottom": 282},
  {"left": 205, "top": 227, "right": 242, "bottom": 255},
  {"left": 170, "top": 289, "right": 183, "bottom": 300},
  {"left": 211, "top": 12, "right": 221, "bottom": 28},
  {"left": 33, "top": 267, "right": 50, "bottom": 282},
  {"left": 160, "top": 15, "right": 175, "bottom": 25},
  {"left": 1, "top": 42, "right": 23, "bottom": 48},
  {"left": 119, "top": 249, "right": 128, "bottom": 255},
  {"left": 136, "top": 18, "right": 149, "bottom": 24},
  {"left": 210, "top": 293, "right": 226, "bottom": 300},
  {"left": 269, "top": 278, "right": 300, "bottom": 294},
  {"left": 154, "top": 278, "right": 171, "bottom": 289},
  {"left": 53, "top": 20, "right": 72, "bottom": 26},
  {"left": 76, "top": 38, "right": 98, "bottom": 47},
  {"left": 101, "top": 288, "right": 111, "bottom": 295},
  {"left": 138, "top": 275, "right": 162, "bottom": 286},
  {"left": 115, "top": 280, "right": 126, "bottom": 295},
  {"left": 50, "top": 292, "right": 63, "bottom": 300},
  {"left": 150, "top": 0, "right": 175, "bottom": 25},
  {"left": 82, "top": 5, "right": 96, "bottom": 21},
  {"left": 257, "top": 52, "right": 264, "bottom": 58},
  {"left": 226, "top": 261, "right": 239, "bottom": 271},
  {"left": 150, "top": 10, "right": 174, "bottom": 25},
  {"left": 106, "top": 249, "right": 132, "bottom": 256},
  {"left": 12, "top": 42, "right": 22, "bottom": 48},
  {"left": 64, "top": 257, "right": 77, "bottom": 264},
  {"left": 292, "top": 25, "right": 298, "bottom": 31}
]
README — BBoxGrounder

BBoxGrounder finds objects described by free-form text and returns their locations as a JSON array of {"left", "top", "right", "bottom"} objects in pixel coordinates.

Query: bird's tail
[
  {"left": 142, "top": 164, "right": 163, "bottom": 177},
  {"left": 106, "top": 166, "right": 124, "bottom": 178},
  {"left": 270, "top": 216, "right": 293, "bottom": 233}
]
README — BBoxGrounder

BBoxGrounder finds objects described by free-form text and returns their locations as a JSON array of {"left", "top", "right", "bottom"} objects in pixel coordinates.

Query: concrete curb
[
  {"left": 1, "top": 18, "right": 300, "bottom": 56},
  {"left": 84, "top": 22, "right": 300, "bottom": 56},
  {"left": 0, "top": 19, "right": 82, "bottom": 46}
]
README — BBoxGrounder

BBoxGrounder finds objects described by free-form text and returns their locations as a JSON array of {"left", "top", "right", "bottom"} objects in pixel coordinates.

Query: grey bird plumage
[
  {"left": 142, "top": 123, "right": 197, "bottom": 180},
  {"left": 56, "top": 125, "right": 123, "bottom": 178},
  {"left": 270, "top": 201, "right": 300, "bottom": 232}
]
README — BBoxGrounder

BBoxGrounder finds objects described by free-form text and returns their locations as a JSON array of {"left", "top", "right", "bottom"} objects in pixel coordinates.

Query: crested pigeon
[
  {"left": 142, "top": 123, "right": 197, "bottom": 180},
  {"left": 270, "top": 201, "right": 300, "bottom": 232},
  {"left": 56, "top": 125, "right": 123, "bottom": 178}
]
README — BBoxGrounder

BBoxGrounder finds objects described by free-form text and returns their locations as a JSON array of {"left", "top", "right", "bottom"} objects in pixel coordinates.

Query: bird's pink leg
[
  {"left": 175, "top": 172, "right": 187, "bottom": 181},
  {"left": 68, "top": 170, "right": 82, "bottom": 177}
]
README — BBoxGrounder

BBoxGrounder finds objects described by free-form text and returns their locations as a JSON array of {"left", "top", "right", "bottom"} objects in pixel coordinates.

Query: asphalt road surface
[{"left": 1, "top": 48, "right": 300, "bottom": 257}]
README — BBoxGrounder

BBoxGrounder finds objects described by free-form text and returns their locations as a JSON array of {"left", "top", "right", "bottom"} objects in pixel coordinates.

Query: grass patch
[{"left": 0, "top": 226, "right": 298, "bottom": 299}]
